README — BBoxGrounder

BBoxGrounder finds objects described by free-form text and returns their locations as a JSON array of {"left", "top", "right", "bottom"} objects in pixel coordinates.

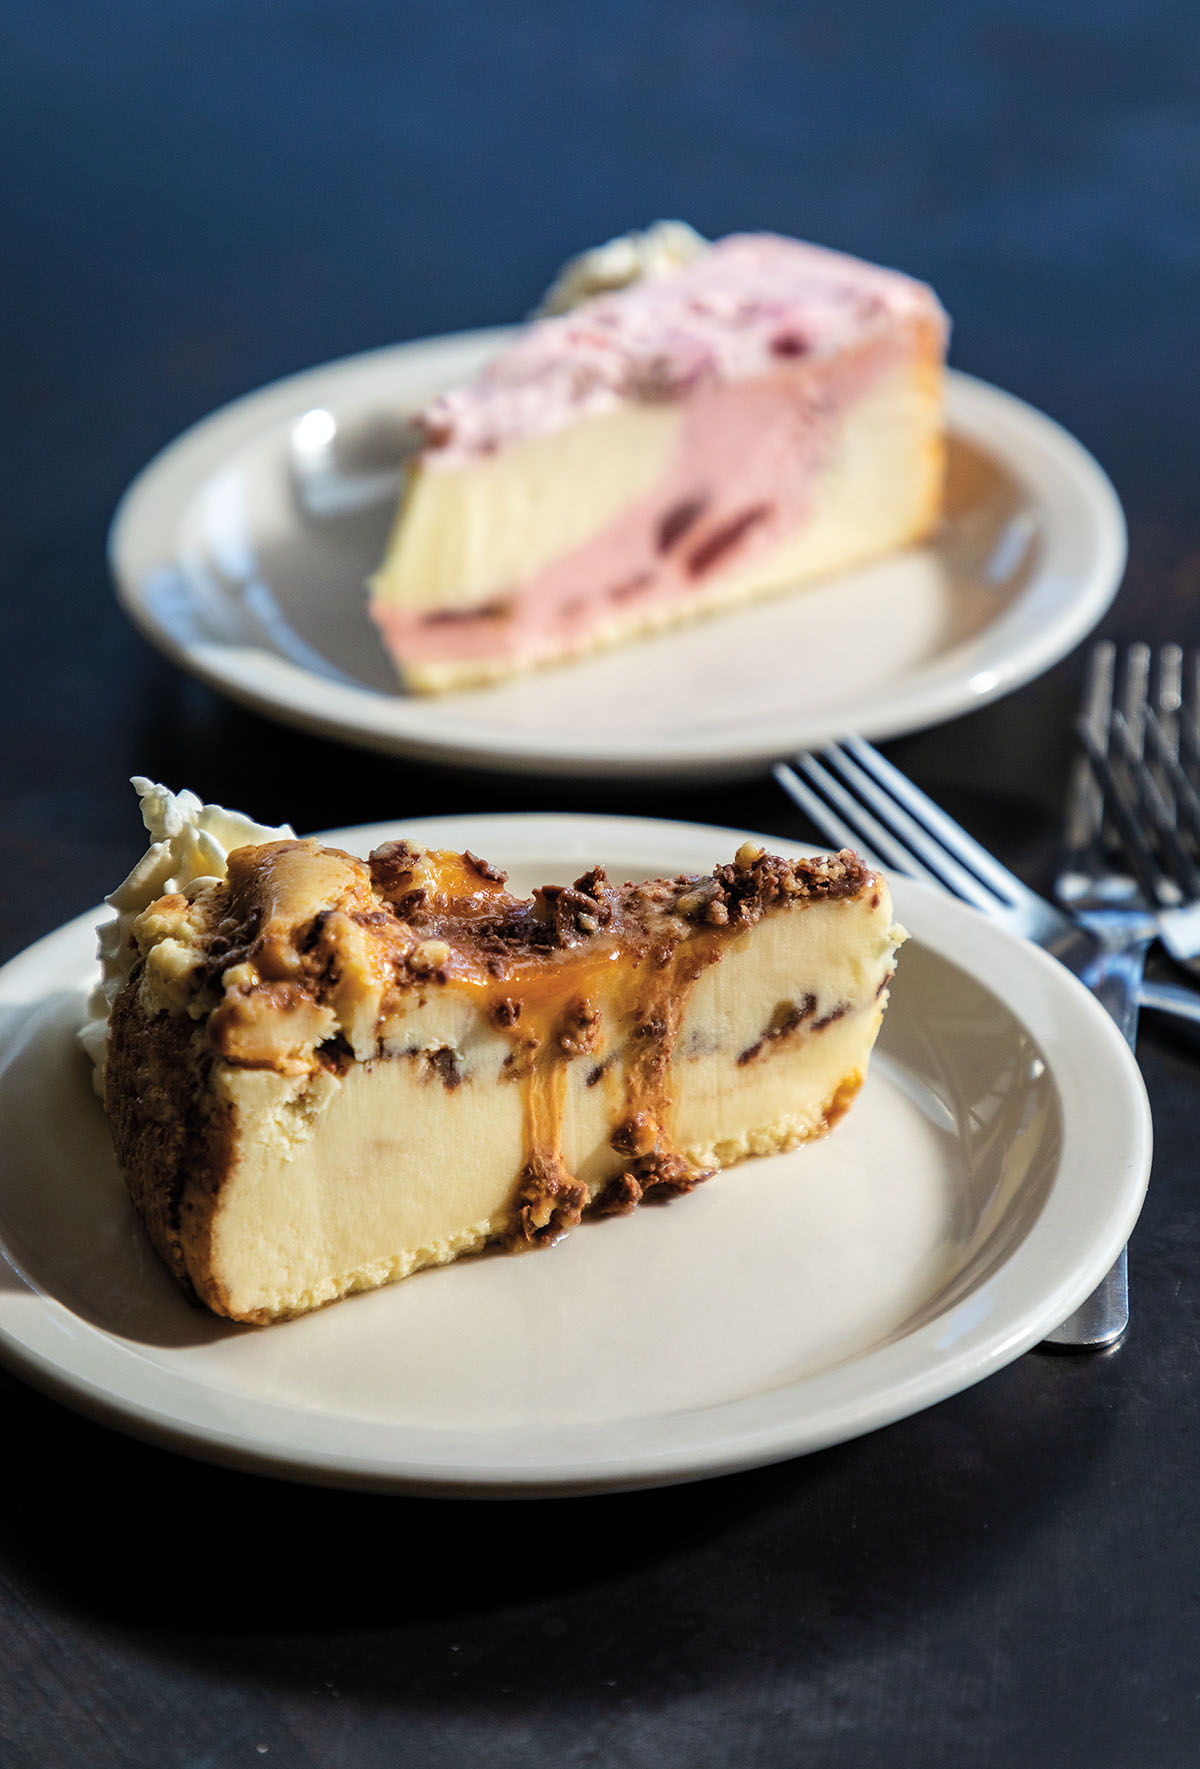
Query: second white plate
[
  {"left": 0, "top": 813, "right": 1151, "bottom": 1495},
  {"left": 109, "top": 336, "right": 1126, "bottom": 777}
]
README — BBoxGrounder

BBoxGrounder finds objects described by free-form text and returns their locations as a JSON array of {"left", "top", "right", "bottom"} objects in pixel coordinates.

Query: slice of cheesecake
[
  {"left": 94, "top": 785, "right": 904, "bottom": 1325},
  {"left": 369, "top": 229, "right": 948, "bottom": 693}
]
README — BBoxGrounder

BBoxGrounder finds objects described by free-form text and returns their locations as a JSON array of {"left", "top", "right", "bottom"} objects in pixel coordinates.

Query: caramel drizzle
[
  {"left": 597, "top": 935, "right": 724, "bottom": 1215},
  {"left": 505, "top": 927, "right": 726, "bottom": 1241},
  {"left": 507, "top": 1039, "right": 585, "bottom": 1247},
  {"left": 201, "top": 839, "right": 871, "bottom": 1252}
]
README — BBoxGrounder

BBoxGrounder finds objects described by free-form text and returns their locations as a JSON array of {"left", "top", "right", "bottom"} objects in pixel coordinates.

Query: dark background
[{"left": 3, "top": 3, "right": 1199, "bottom": 1764}]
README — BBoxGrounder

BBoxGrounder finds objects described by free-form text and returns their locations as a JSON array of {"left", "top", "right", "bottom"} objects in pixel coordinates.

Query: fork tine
[
  {"left": 1118, "top": 641, "right": 1151, "bottom": 752},
  {"left": 1156, "top": 643, "right": 1183, "bottom": 744},
  {"left": 1081, "top": 643, "right": 1200, "bottom": 912},
  {"left": 1058, "top": 644, "right": 1122, "bottom": 906},
  {"left": 1142, "top": 643, "right": 1181, "bottom": 813},
  {"left": 779, "top": 738, "right": 1036, "bottom": 915},
  {"left": 837, "top": 735, "right": 1037, "bottom": 908},
  {"left": 1110, "top": 707, "right": 1196, "bottom": 890},
  {"left": 1143, "top": 705, "right": 1200, "bottom": 850},
  {"left": 802, "top": 749, "right": 996, "bottom": 901},
  {"left": 1076, "top": 717, "right": 1170, "bottom": 907},
  {"left": 1063, "top": 641, "right": 1113, "bottom": 855},
  {"left": 1178, "top": 692, "right": 1200, "bottom": 778},
  {"left": 1178, "top": 652, "right": 1200, "bottom": 790},
  {"left": 771, "top": 761, "right": 892, "bottom": 874},
  {"left": 1135, "top": 646, "right": 1200, "bottom": 901}
]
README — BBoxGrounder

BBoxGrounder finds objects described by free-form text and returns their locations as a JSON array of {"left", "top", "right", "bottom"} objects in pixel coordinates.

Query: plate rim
[
  {"left": 0, "top": 811, "right": 1152, "bottom": 1496},
  {"left": 107, "top": 335, "right": 1128, "bottom": 778}
]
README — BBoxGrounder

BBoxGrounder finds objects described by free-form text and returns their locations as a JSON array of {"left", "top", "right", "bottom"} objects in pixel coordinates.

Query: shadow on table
[{"left": 0, "top": 1342, "right": 1123, "bottom": 1717}]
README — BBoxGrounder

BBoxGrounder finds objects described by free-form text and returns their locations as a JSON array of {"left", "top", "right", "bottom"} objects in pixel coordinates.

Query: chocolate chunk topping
[
  {"left": 368, "top": 841, "right": 421, "bottom": 895},
  {"left": 508, "top": 1153, "right": 588, "bottom": 1246},
  {"left": 709, "top": 847, "right": 867, "bottom": 930},
  {"left": 572, "top": 867, "right": 613, "bottom": 908},
  {"left": 421, "top": 1046, "right": 463, "bottom": 1090},
  {"left": 558, "top": 997, "right": 601, "bottom": 1056},
  {"left": 594, "top": 1148, "right": 713, "bottom": 1217},
  {"left": 465, "top": 850, "right": 508, "bottom": 884},
  {"left": 532, "top": 868, "right": 616, "bottom": 947},
  {"left": 610, "top": 1111, "right": 658, "bottom": 1158},
  {"left": 592, "top": 1172, "right": 643, "bottom": 1217}
]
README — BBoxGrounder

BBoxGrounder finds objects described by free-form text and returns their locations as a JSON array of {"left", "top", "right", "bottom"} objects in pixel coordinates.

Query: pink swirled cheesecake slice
[
  {"left": 90, "top": 784, "right": 904, "bottom": 1324},
  {"left": 369, "top": 230, "right": 948, "bottom": 694}
]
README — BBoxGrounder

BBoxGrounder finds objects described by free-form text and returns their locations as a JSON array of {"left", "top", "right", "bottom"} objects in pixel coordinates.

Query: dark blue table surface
[{"left": 3, "top": 5, "right": 1199, "bottom": 1764}]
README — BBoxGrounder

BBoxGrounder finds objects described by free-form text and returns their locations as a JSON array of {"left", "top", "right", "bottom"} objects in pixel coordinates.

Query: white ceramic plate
[
  {"left": 0, "top": 814, "right": 1151, "bottom": 1495},
  {"left": 109, "top": 336, "right": 1126, "bottom": 777}
]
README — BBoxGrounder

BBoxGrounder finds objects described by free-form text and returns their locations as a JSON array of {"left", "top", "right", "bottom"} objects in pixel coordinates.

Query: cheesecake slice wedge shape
[
  {"left": 369, "top": 230, "right": 948, "bottom": 693},
  {"left": 96, "top": 792, "right": 904, "bottom": 1325}
]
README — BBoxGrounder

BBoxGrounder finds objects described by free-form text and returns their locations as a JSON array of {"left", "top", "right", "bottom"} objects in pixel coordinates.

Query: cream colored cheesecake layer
[
  {"left": 189, "top": 891, "right": 895, "bottom": 1322},
  {"left": 667, "top": 904, "right": 891, "bottom": 1162},
  {"left": 677, "top": 359, "right": 943, "bottom": 620},
  {"left": 372, "top": 401, "right": 681, "bottom": 610},
  {"left": 203, "top": 1059, "right": 524, "bottom": 1321},
  {"left": 383, "top": 354, "right": 943, "bottom": 695}
]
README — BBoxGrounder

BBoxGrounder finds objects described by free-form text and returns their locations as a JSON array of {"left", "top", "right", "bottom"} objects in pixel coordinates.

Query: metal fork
[
  {"left": 772, "top": 735, "right": 1200, "bottom": 1031},
  {"left": 1068, "top": 641, "right": 1200, "bottom": 977},
  {"left": 772, "top": 682, "right": 1200, "bottom": 1348},
  {"left": 1043, "top": 641, "right": 1197, "bottom": 1345}
]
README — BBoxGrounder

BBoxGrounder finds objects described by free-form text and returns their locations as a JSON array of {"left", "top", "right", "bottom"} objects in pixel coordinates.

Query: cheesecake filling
[
  {"left": 99, "top": 809, "right": 904, "bottom": 1323},
  {"left": 371, "top": 336, "right": 932, "bottom": 672},
  {"left": 368, "top": 232, "right": 947, "bottom": 687}
]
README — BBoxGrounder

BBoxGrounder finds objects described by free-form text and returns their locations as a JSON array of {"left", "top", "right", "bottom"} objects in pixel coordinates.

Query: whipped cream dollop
[
  {"left": 535, "top": 220, "right": 709, "bottom": 316},
  {"left": 79, "top": 778, "right": 294, "bottom": 1091}
]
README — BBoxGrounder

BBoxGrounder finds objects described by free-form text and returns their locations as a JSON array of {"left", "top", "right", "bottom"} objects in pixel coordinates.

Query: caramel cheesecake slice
[
  {"left": 91, "top": 785, "right": 904, "bottom": 1325},
  {"left": 369, "top": 227, "right": 948, "bottom": 693}
]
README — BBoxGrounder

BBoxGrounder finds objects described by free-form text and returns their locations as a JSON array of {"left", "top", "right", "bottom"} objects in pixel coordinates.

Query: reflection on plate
[
  {"left": 109, "top": 337, "right": 1126, "bottom": 777},
  {"left": 0, "top": 814, "right": 1150, "bottom": 1495}
]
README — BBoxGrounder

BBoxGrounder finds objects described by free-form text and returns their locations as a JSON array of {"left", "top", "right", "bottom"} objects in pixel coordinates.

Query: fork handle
[
  {"left": 1043, "top": 1248, "right": 1129, "bottom": 1351},
  {"left": 1042, "top": 943, "right": 1144, "bottom": 1349},
  {"left": 1046, "top": 957, "right": 1200, "bottom": 1346},
  {"left": 1086, "top": 946, "right": 1147, "bottom": 1047},
  {"left": 1139, "top": 974, "right": 1200, "bottom": 1025}
]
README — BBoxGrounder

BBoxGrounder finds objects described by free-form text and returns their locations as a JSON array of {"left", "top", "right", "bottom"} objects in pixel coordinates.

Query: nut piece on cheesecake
[
  {"left": 86, "top": 782, "right": 905, "bottom": 1325},
  {"left": 369, "top": 224, "right": 948, "bottom": 693}
]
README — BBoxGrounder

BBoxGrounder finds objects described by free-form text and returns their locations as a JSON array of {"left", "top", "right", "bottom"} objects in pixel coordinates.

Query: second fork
[
  {"left": 1070, "top": 641, "right": 1200, "bottom": 977},
  {"left": 772, "top": 657, "right": 1199, "bottom": 1350}
]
